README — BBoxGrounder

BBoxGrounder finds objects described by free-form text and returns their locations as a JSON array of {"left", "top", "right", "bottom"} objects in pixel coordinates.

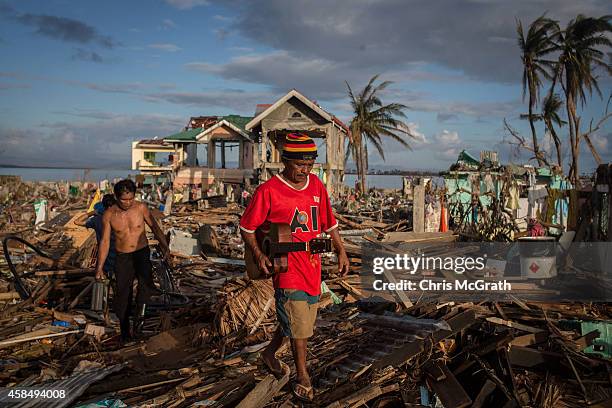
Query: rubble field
[{"left": 1, "top": 177, "right": 611, "bottom": 408}]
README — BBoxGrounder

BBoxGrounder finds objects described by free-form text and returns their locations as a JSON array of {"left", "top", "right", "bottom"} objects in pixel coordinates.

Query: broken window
[
  {"left": 197, "top": 144, "right": 208, "bottom": 167},
  {"left": 143, "top": 152, "right": 156, "bottom": 163},
  {"left": 214, "top": 141, "right": 240, "bottom": 169}
]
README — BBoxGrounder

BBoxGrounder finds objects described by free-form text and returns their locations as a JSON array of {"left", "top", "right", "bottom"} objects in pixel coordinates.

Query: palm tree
[
  {"left": 541, "top": 94, "right": 567, "bottom": 167},
  {"left": 555, "top": 15, "right": 612, "bottom": 183},
  {"left": 346, "top": 75, "right": 415, "bottom": 193},
  {"left": 517, "top": 15, "right": 559, "bottom": 166},
  {"left": 520, "top": 93, "right": 566, "bottom": 166}
]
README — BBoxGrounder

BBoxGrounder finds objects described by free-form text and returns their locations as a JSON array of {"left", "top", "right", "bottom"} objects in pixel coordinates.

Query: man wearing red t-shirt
[{"left": 240, "top": 133, "right": 349, "bottom": 402}]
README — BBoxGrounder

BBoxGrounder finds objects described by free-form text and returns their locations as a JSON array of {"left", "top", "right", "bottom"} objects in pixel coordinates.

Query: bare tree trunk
[
  {"left": 350, "top": 124, "right": 364, "bottom": 195},
  {"left": 583, "top": 133, "right": 602, "bottom": 165},
  {"left": 528, "top": 91, "right": 544, "bottom": 166},
  {"left": 566, "top": 91, "right": 578, "bottom": 184},
  {"left": 359, "top": 141, "right": 367, "bottom": 194},
  {"left": 354, "top": 141, "right": 362, "bottom": 194},
  {"left": 546, "top": 119, "right": 563, "bottom": 168},
  {"left": 574, "top": 112, "right": 581, "bottom": 183}
]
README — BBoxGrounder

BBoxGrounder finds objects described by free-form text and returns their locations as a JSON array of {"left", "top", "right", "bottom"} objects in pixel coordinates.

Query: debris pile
[{"left": 0, "top": 172, "right": 611, "bottom": 407}]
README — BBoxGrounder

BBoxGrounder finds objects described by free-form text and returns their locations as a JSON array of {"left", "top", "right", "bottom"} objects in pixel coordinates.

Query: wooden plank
[
  {"left": 34, "top": 268, "right": 94, "bottom": 277},
  {"left": 381, "top": 231, "right": 455, "bottom": 243},
  {"left": 206, "top": 257, "right": 245, "bottom": 266},
  {"left": 413, "top": 185, "right": 425, "bottom": 233},
  {"left": 508, "top": 346, "right": 563, "bottom": 368},
  {"left": 325, "top": 383, "right": 399, "bottom": 408},
  {"left": 63, "top": 213, "right": 95, "bottom": 248},
  {"left": 485, "top": 317, "right": 544, "bottom": 333},
  {"left": 235, "top": 372, "right": 289, "bottom": 408},
  {"left": 0, "top": 329, "right": 83, "bottom": 348},
  {"left": 424, "top": 361, "right": 446, "bottom": 381},
  {"left": 509, "top": 331, "right": 549, "bottom": 347},
  {"left": 338, "top": 280, "right": 364, "bottom": 300},
  {"left": 471, "top": 379, "right": 496, "bottom": 408},
  {"left": 574, "top": 330, "right": 600, "bottom": 351},
  {"left": 0, "top": 292, "right": 20, "bottom": 301},
  {"left": 383, "top": 267, "right": 413, "bottom": 308},
  {"left": 199, "top": 225, "right": 221, "bottom": 256},
  {"left": 427, "top": 362, "right": 471, "bottom": 408}
]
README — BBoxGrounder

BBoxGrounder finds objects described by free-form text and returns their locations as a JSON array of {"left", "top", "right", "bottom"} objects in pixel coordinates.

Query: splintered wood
[
  {"left": 215, "top": 279, "right": 275, "bottom": 336},
  {"left": 1, "top": 178, "right": 612, "bottom": 407}
]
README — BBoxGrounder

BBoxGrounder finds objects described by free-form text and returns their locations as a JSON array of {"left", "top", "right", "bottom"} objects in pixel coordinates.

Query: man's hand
[
  {"left": 95, "top": 268, "right": 104, "bottom": 281},
  {"left": 337, "top": 251, "right": 350, "bottom": 276},
  {"left": 257, "top": 252, "right": 273, "bottom": 276}
]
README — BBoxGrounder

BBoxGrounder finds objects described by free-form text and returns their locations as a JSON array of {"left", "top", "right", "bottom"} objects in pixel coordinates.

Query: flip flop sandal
[{"left": 291, "top": 382, "right": 314, "bottom": 403}]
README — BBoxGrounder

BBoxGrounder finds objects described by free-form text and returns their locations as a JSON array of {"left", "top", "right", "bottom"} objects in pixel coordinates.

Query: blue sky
[{"left": 0, "top": 0, "right": 610, "bottom": 173}]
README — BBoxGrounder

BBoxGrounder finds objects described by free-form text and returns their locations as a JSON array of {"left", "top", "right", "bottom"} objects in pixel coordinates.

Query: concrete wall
[
  {"left": 173, "top": 167, "right": 254, "bottom": 187},
  {"left": 132, "top": 142, "right": 177, "bottom": 171},
  {"left": 131, "top": 141, "right": 141, "bottom": 170}
]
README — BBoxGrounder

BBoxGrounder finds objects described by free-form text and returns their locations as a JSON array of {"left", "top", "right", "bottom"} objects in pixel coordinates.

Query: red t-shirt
[{"left": 240, "top": 174, "right": 338, "bottom": 295}]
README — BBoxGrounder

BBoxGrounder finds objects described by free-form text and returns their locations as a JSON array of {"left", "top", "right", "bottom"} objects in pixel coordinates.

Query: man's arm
[
  {"left": 74, "top": 211, "right": 95, "bottom": 227},
  {"left": 142, "top": 203, "right": 170, "bottom": 257},
  {"left": 96, "top": 212, "right": 112, "bottom": 280},
  {"left": 240, "top": 230, "right": 272, "bottom": 275},
  {"left": 329, "top": 228, "right": 349, "bottom": 276}
]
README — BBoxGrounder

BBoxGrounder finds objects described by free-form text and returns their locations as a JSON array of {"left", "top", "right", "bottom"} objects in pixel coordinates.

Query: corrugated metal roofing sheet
[{"left": 0, "top": 363, "right": 125, "bottom": 408}]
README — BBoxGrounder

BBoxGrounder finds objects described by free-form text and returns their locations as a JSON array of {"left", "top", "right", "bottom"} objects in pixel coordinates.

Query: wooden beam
[
  {"left": 485, "top": 317, "right": 544, "bottom": 334},
  {"left": 413, "top": 185, "right": 425, "bottom": 233},
  {"left": 426, "top": 362, "right": 471, "bottom": 408},
  {"left": 508, "top": 346, "right": 563, "bottom": 368},
  {"left": 471, "top": 380, "right": 496, "bottom": 408},
  {"left": 325, "top": 383, "right": 399, "bottom": 408},
  {"left": 574, "top": 330, "right": 600, "bottom": 351},
  {"left": 236, "top": 372, "right": 289, "bottom": 408},
  {"left": 0, "top": 292, "right": 20, "bottom": 301},
  {"left": 509, "top": 331, "right": 549, "bottom": 347}
]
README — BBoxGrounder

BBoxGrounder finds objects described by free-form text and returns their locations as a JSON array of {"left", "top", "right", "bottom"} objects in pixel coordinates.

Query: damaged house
[
  {"left": 245, "top": 89, "right": 348, "bottom": 195},
  {"left": 131, "top": 89, "right": 348, "bottom": 195}
]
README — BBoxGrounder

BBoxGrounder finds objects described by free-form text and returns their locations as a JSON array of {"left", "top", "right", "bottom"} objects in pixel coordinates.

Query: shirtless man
[{"left": 96, "top": 179, "right": 170, "bottom": 342}]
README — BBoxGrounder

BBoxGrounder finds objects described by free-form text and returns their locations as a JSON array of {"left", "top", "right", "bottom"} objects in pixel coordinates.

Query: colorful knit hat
[{"left": 281, "top": 133, "right": 318, "bottom": 160}]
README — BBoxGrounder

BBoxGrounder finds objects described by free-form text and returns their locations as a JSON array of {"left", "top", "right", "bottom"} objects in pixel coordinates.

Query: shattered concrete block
[{"left": 168, "top": 228, "right": 199, "bottom": 256}]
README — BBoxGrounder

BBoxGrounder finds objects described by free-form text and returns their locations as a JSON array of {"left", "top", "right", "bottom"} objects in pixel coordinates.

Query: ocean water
[
  {"left": 0, "top": 167, "right": 138, "bottom": 182},
  {"left": 0, "top": 167, "right": 405, "bottom": 189},
  {"left": 343, "top": 174, "right": 404, "bottom": 189}
]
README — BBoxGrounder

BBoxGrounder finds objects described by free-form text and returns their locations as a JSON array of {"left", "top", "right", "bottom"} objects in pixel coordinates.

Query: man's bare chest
[{"left": 110, "top": 209, "right": 144, "bottom": 234}]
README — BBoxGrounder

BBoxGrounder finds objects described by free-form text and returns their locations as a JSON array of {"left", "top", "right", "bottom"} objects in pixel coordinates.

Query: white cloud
[
  {"left": 228, "top": 46, "right": 254, "bottom": 53},
  {"left": 148, "top": 43, "right": 181, "bottom": 52},
  {"left": 431, "top": 130, "right": 464, "bottom": 160},
  {"left": 0, "top": 113, "right": 185, "bottom": 167},
  {"left": 214, "top": 15, "right": 233, "bottom": 22},
  {"left": 434, "top": 130, "right": 461, "bottom": 146},
  {"left": 407, "top": 122, "right": 427, "bottom": 144},
  {"left": 591, "top": 133, "right": 609, "bottom": 153},
  {"left": 165, "top": 0, "right": 208, "bottom": 10},
  {"left": 162, "top": 19, "right": 176, "bottom": 29}
]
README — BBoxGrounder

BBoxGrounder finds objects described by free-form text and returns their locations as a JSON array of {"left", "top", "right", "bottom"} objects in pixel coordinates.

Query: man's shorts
[{"left": 275, "top": 288, "right": 319, "bottom": 339}]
